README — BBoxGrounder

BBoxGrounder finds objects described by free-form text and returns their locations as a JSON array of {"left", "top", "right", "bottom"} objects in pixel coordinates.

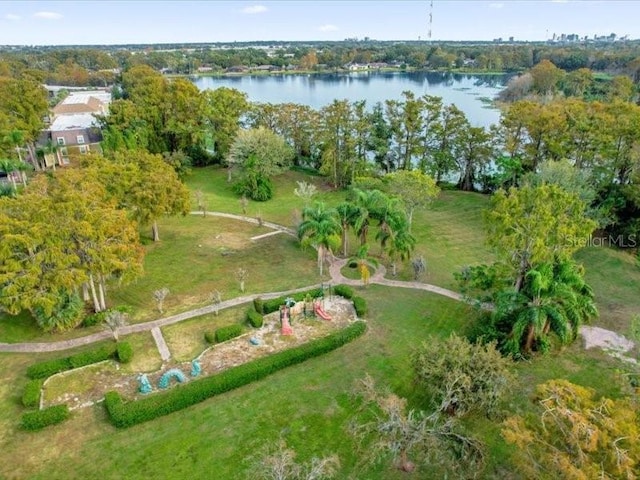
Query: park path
[
  {"left": 0, "top": 212, "right": 466, "bottom": 354},
  {"left": 151, "top": 327, "right": 171, "bottom": 362}
]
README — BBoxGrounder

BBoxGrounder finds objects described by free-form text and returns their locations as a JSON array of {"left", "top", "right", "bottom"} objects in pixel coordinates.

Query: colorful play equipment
[
  {"left": 314, "top": 301, "right": 332, "bottom": 321},
  {"left": 280, "top": 305, "right": 293, "bottom": 336},
  {"left": 158, "top": 368, "right": 187, "bottom": 389},
  {"left": 190, "top": 359, "right": 201, "bottom": 377},
  {"left": 138, "top": 374, "right": 153, "bottom": 394}
]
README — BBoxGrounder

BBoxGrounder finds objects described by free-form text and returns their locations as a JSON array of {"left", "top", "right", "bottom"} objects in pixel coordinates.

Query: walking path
[
  {"left": 0, "top": 212, "right": 470, "bottom": 354},
  {"left": 151, "top": 327, "right": 171, "bottom": 362}
]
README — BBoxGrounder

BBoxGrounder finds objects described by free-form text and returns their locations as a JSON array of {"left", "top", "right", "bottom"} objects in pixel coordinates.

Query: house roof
[
  {"left": 52, "top": 91, "right": 111, "bottom": 116},
  {"left": 49, "top": 113, "right": 100, "bottom": 132}
]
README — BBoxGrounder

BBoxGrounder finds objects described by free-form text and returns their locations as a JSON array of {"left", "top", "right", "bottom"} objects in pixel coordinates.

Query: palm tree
[
  {"left": 385, "top": 226, "right": 417, "bottom": 277},
  {"left": 0, "top": 158, "right": 18, "bottom": 191},
  {"left": 351, "top": 188, "right": 385, "bottom": 246},
  {"left": 336, "top": 201, "right": 359, "bottom": 257},
  {"left": 375, "top": 194, "right": 407, "bottom": 251},
  {"left": 495, "top": 259, "right": 597, "bottom": 357},
  {"left": 297, "top": 202, "right": 341, "bottom": 276}
]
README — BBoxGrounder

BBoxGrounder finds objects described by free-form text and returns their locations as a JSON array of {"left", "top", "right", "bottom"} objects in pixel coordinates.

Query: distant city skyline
[{"left": 1, "top": 1, "right": 639, "bottom": 46}]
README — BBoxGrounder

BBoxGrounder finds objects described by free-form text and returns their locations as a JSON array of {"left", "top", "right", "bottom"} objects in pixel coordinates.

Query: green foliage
[
  {"left": 232, "top": 172, "right": 274, "bottom": 201},
  {"left": 26, "top": 358, "right": 73, "bottom": 380},
  {"left": 333, "top": 284, "right": 354, "bottom": 299},
  {"left": 411, "top": 334, "right": 513, "bottom": 417},
  {"left": 68, "top": 344, "right": 117, "bottom": 369},
  {"left": 22, "top": 379, "right": 44, "bottom": 408},
  {"left": 262, "top": 287, "right": 324, "bottom": 314},
  {"left": 253, "top": 297, "right": 264, "bottom": 314},
  {"left": 204, "top": 331, "right": 216, "bottom": 345},
  {"left": 33, "top": 292, "right": 85, "bottom": 332},
  {"left": 352, "top": 296, "right": 367, "bottom": 317},
  {"left": 116, "top": 342, "right": 133, "bottom": 364},
  {"left": 246, "top": 307, "right": 264, "bottom": 328},
  {"left": 82, "top": 310, "right": 107, "bottom": 327},
  {"left": 104, "top": 321, "right": 366, "bottom": 428},
  {"left": 21, "top": 405, "right": 70, "bottom": 431},
  {"left": 215, "top": 324, "right": 244, "bottom": 343},
  {"left": 26, "top": 344, "right": 117, "bottom": 379}
]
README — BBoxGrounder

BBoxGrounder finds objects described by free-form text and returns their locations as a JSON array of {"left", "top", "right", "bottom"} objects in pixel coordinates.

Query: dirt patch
[
  {"left": 580, "top": 326, "right": 637, "bottom": 365},
  {"left": 42, "top": 297, "right": 358, "bottom": 410},
  {"left": 200, "top": 231, "right": 254, "bottom": 251}
]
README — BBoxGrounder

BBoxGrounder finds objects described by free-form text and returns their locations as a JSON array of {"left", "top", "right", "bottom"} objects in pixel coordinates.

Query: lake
[{"left": 193, "top": 71, "right": 509, "bottom": 128}]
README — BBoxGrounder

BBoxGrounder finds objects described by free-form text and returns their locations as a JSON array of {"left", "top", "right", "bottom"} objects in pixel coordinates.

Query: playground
[{"left": 41, "top": 296, "right": 357, "bottom": 410}]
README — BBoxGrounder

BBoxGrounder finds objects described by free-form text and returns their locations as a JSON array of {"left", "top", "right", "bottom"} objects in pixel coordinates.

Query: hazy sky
[{"left": 1, "top": 1, "right": 639, "bottom": 45}]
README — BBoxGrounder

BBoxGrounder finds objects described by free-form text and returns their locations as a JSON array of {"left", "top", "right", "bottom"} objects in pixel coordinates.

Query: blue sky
[{"left": 1, "top": 1, "right": 639, "bottom": 45}]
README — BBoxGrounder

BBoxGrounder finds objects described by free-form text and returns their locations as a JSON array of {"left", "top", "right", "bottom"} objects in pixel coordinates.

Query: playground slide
[
  {"left": 314, "top": 303, "right": 332, "bottom": 321},
  {"left": 281, "top": 309, "right": 293, "bottom": 335}
]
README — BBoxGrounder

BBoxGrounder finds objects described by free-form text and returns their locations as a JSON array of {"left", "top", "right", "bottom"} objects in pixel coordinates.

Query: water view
[{"left": 193, "top": 71, "right": 510, "bottom": 128}]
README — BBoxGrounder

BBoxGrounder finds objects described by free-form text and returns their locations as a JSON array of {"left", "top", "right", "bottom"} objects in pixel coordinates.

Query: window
[
  {"left": 77, "top": 135, "right": 85, "bottom": 144},
  {"left": 79, "top": 145, "right": 88, "bottom": 154},
  {"left": 56, "top": 137, "right": 65, "bottom": 146}
]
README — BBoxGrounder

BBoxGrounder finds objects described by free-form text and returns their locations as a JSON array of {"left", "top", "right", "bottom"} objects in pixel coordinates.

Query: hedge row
[
  {"left": 116, "top": 342, "right": 133, "bottom": 364},
  {"left": 21, "top": 404, "right": 70, "bottom": 431},
  {"left": 353, "top": 296, "right": 367, "bottom": 317},
  {"left": 215, "top": 324, "right": 244, "bottom": 343},
  {"left": 333, "top": 284, "right": 354, "bottom": 299},
  {"left": 22, "top": 379, "right": 44, "bottom": 408},
  {"left": 204, "top": 331, "right": 216, "bottom": 344},
  {"left": 105, "top": 321, "right": 366, "bottom": 428},
  {"left": 246, "top": 307, "right": 263, "bottom": 328},
  {"left": 260, "top": 287, "right": 324, "bottom": 314},
  {"left": 27, "top": 344, "right": 118, "bottom": 379}
]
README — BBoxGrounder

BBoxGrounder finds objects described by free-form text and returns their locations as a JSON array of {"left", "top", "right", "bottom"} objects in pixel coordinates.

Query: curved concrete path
[{"left": 0, "top": 212, "right": 466, "bottom": 354}]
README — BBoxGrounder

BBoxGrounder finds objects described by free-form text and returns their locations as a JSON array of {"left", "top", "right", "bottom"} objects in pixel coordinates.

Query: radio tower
[{"left": 428, "top": 1, "right": 433, "bottom": 41}]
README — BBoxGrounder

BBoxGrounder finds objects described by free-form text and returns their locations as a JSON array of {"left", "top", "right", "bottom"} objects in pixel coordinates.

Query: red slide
[
  {"left": 281, "top": 308, "right": 293, "bottom": 335},
  {"left": 314, "top": 302, "right": 332, "bottom": 321}
]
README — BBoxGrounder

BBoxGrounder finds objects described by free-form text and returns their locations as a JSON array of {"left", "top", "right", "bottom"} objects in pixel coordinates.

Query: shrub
[
  {"left": 215, "top": 324, "right": 244, "bottom": 343},
  {"left": 104, "top": 321, "right": 366, "bottom": 428},
  {"left": 116, "top": 342, "right": 133, "bottom": 364},
  {"left": 33, "top": 292, "right": 84, "bottom": 332},
  {"left": 21, "top": 405, "right": 70, "bottom": 431},
  {"left": 27, "top": 344, "right": 117, "bottom": 379},
  {"left": 26, "top": 358, "right": 73, "bottom": 380},
  {"left": 246, "top": 307, "right": 264, "bottom": 328},
  {"left": 262, "top": 288, "right": 325, "bottom": 314},
  {"left": 82, "top": 311, "right": 107, "bottom": 327},
  {"left": 253, "top": 297, "right": 264, "bottom": 314},
  {"left": 333, "top": 284, "right": 354, "bottom": 299},
  {"left": 204, "top": 331, "right": 216, "bottom": 344},
  {"left": 22, "top": 379, "right": 44, "bottom": 408},
  {"left": 68, "top": 344, "right": 117, "bottom": 369},
  {"left": 353, "top": 296, "right": 367, "bottom": 317}
]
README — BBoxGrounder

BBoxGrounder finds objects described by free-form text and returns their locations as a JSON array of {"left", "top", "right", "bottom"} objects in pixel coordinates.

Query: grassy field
[{"left": 0, "top": 167, "right": 638, "bottom": 479}]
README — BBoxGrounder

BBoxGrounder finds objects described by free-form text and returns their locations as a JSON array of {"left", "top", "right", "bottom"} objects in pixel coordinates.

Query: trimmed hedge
[
  {"left": 22, "top": 379, "right": 44, "bottom": 408},
  {"left": 68, "top": 344, "right": 117, "bottom": 369},
  {"left": 116, "top": 342, "right": 133, "bottom": 364},
  {"left": 262, "top": 287, "right": 324, "bottom": 314},
  {"left": 215, "top": 324, "right": 243, "bottom": 343},
  {"left": 353, "top": 296, "right": 367, "bottom": 317},
  {"left": 253, "top": 297, "right": 264, "bottom": 314},
  {"left": 27, "top": 343, "right": 119, "bottom": 379},
  {"left": 246, "top": 307, "right": 264, "bottom": 328},
  {"left": 104, "top": 321, "right": 366, "bottom": 428},
  {"left": 204, "top": 331, "right": 216, "bottom": 344},
  {"left": 333, "top": 284, "right": 354, "bottom": 299},
  {"left": 21, "top": 404, "right": 70, "bottom": 431}
]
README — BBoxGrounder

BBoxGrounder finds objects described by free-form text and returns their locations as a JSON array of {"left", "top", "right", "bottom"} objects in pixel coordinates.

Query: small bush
[
  {"left": 262, "top": 288, "right": 324, "bottom": 314},
  {"left": 22, "top": 379, "right": 44, "bottom": 408},
  {"left": 204, "top": 331, "right": 216, "bottom": 344},
  {"left": 253, "top": 297, "right": 264, "bottom": 314},
  {"left": 82, "top": 311, "right": 106, "bottom": 327},
  {"left": 26, "top": 358, "right": 73, "bottom": 380},
  {"left": 21, "top": 405, "right": 70, "bottom": 431},
  {"left": 246, "top": 308, "right": 264, "bottom": 328},
  {"left": 116, "top": 342, "right": 133, "bottom": 364},
  {"left": 33, "top": 292, "right": 84, "bottom": 332},
  {"left": 353, "top": 296, "right": 367, "bottom": 317},
  {"left": 334, "top": 284, "right": 354, "bottom": 299},
  {"left": 104, "top": 321, "right": 366, "bottom": 428},
  {"left": 215, "top": 324, "right": 244, "bottom": 343}
]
